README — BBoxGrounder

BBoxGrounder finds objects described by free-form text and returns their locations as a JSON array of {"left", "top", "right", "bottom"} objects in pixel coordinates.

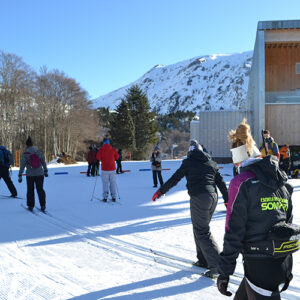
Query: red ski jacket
[{"left": 96, "top": 144, "right": 119, "bottom": 171}]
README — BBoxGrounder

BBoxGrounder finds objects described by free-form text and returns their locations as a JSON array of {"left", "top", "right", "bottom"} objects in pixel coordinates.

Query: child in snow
[
  {"left": 217, "top": 119, "right": 295, "bottom": 299},
  {"left": 18, "top": 136, "right": 48, "bottom": 211}
]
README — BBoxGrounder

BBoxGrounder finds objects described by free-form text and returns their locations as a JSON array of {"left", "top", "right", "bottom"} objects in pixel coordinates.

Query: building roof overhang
[{"left": 258, "top": 20, "right": 300, "bottom": 30}]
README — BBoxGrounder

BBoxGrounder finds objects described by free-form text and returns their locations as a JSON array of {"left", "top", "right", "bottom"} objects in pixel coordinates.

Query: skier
[
  {"left": 96, "top": 138, "right": 119, "bottom": 202},
  {"left": 279, "top": 144, "right": 291, "bottom": 177},
  {"left": 259, "top": 129, "right": 280, "bottom": 159},
  {"left": 152, "top": 139, "right": 228, "bottom": 278},
  {"left": 87, "top": 146, "right": 97, "bottom": 177},
  {"left": 116, "top": 149, "right": 123, "bottom": 174},
  {"left": 0, "top": 145, "right": 17, "bottom": 197},
  {"left": 150, "top": 146, "right": 163, "bottom": 188},
  {"left": 217, "top": 119, "right": 294, "bottom": 299},
  {"left": 18, "top": 136, "right": 48, "bottom": 211}
]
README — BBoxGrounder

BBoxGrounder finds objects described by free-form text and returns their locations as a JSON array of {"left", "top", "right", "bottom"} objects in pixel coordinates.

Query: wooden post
[{"left": 15, "top": 150, "right": 21, "bottom": 167}]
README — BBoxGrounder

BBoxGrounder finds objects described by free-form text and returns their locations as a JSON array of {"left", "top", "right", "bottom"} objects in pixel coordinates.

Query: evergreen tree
[
  {"left": 125, "top": 85, "right": 157, "bottom": 159},
  {"left": 109, "top": 99, "right": 135, "bottom": 151},
  {"left": 97, "top": 107, "right": 111, "bottom": 128}
]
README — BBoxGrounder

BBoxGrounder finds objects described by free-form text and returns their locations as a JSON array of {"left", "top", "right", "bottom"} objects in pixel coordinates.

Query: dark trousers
[
  {"left": 279, "top": 159, "right": 290, "bottom": 177},
  {"left": 87, "top": 163, "right": 96, "bottom": 176},
  {"left": 190, "top": 192, "right": 219, "bottom": 269},
  {"left": 234, "top": 255, "right": 293, "bottom": 300},
  {"left": 152, "top": 170, "right": 163, "bottom": 187},
  {"left": 0, "top": 166, "right": 17, "bottom": 196},
  {"left": 26, "top": 176, "right": 46, "bottom": 208},
  {"left": 116, "top": 160, "right": 123, "bottom": 174}
]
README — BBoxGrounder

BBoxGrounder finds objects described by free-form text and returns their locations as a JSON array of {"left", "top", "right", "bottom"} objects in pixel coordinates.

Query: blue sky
[{"left": 1, "top": 0, "right": 299, "bottom": 99}]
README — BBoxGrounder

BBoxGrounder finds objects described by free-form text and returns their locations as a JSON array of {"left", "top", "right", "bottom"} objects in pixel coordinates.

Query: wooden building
[
  {"left": 191, "top": 20, "right": 300, "bottom": 161},
  {"left": 249, "top": 20, "right": 300, "bottom": 145}
]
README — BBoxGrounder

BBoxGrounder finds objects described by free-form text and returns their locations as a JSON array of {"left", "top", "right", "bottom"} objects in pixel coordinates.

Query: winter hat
[
  {"left": 188, "top": 139, "right": 203, "bottom": 152},
  {"left": 26, "top": 136, "right": 33, "bottom": 147},
  {"left": 154, "top": 145, "right": 160, "bottom": 151},
  {"left": 103, "top": 138, "right": 110, "bottom": 145}
]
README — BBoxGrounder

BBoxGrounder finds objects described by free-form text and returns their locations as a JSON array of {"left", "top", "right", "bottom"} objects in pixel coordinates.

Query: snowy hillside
[
  {"left": 93, "top": 51, "right": 253, "bottom": 114},
  {"left": 0, "top": 161, "right": 299, "bottom": 299}
]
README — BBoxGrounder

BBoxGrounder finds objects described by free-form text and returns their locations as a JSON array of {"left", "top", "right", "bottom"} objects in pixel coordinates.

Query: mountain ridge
[{"left": 93, "top": 51, "right": 253, "bottom": 114}]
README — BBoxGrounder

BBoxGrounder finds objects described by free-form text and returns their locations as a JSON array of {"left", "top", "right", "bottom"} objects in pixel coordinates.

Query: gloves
[
  {"left": 44, "top": 170, "right": 48, "bottom": 177},
  {"left": 152, "top": 190, "right": 163, "bottom": 201},
  {"left": 217, "top": 275, "right": 232, "bottom": 297},
  {"left": 18, "top": 176, "right": 22, "bottom": 183}
]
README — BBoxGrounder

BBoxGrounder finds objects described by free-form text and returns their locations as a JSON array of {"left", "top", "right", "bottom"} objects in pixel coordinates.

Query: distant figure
[
  {"left": 279, "top": 144, "right": 291, "bottom": 177},
  {"left": 152, "top": 140, "right": 228, "bottom": 278},
  {"left": 150, "top": 146, "right": 163, "bottom": 188},
  {"left": 96, "top": 138, "right": 119, "bottom": 202},
  {"left": 116, "top": 149, "right": 123, "bottom": 174},
  {"left": 87, "top": 146, "right": 97, "bottom": 177},
  {"left": 0, "top": 145, "right": 17, "bottom": 197},
  {"left": 18, "top": 136, "right": 48, "bottom": 212},
  {"left": 259, "top": 129, "right": 280, "bottom": 159}
]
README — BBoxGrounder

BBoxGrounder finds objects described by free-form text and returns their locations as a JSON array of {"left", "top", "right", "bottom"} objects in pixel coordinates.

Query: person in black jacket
[
  {"left": 150, "top": 146, "right": 163, "bottom": 187},
  {"left": 217, "top": 119, "right": 294, "bottom": 299},
  {"left": 0, "top": 145, "right": 17, "bottom": 197},
  {"left": 116, "top": 149, "right": 123, "bottom": 174},
  {"left": 152, "top": 139, "right": 228, "bottom": 278}
]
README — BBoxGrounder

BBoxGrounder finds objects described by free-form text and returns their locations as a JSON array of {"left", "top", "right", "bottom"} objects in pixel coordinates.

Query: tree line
[
  {"left": 0, "top": 50, "right": 98, "bottom": 162},
  {"left": 98, "top": 85, "right": 196, "bottom": 159},
  {"left": 0, "top": 50, "right": 196, "bottom": 162}
]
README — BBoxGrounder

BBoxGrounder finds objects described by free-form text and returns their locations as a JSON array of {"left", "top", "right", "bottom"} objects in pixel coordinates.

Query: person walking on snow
[
  {"left": 96, "top": 138, "right": 119, "bottom": 202},
  {"left": 150, "top": 146, "right": 163, "bottom": 187},
  {"left": 0, "top": 145, "right": 17, "bottom": 197},
  {"left": 87, "top": 146, "right": 97, "bottom": 177},
  {"left": 152, "top": 139, "right": 228, "bottom": 278},
  {"left": 18, "top": 136, "right": 48, "bottom": 211},
  {"left": 217, "top": 119, "right": 294, "bottom": 299},
  {"left": 116, "top": 149, "right": 123, "bottom": 174}
]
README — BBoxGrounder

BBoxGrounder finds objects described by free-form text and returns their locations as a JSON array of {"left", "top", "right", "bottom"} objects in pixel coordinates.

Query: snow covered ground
[{"left": 0, "top": 160, "right": 299, "bottom": 300}]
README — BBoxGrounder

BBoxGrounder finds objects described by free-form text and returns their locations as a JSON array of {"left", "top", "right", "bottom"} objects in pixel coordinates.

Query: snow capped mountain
[{"left": 93, "top": 51, "right": 253, "bottom": 114}]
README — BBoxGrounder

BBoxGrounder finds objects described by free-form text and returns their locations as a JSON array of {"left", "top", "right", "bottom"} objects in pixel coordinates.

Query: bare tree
[{"left": 0, "top": 50, "right": 100, "bottom": 162}]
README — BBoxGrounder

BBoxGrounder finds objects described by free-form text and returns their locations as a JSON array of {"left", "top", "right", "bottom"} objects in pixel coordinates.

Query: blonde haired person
[{"left": 217, "top": 119, "right": 294, "bottom": 299}]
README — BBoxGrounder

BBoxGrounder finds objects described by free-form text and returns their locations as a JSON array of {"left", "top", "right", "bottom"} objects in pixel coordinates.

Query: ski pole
[{"left": 90, "top": 172, "right": 99, "bottom": 201}]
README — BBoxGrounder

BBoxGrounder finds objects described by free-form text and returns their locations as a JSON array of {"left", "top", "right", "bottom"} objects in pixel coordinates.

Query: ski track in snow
[{"left": 0, "top": 160, "right": 299, "bottom": 300}]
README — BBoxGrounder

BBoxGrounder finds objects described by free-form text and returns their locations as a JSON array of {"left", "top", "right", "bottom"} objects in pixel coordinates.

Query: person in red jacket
[
  {"left": 96, "top": 138, "right": 119, "bottom": 202},
  {"left": 87, "top": 146, "right": 97, "bottom": 177}
]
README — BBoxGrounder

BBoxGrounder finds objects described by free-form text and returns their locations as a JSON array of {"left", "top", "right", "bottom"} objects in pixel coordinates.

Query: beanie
[
  {"left": 26, "top": 136, "right": 33, "bottom": 147},
  {"left": 188, "top": 139, "right": 203, "bottom": 152},
  {"left": 103, "top": 138, "right": 110, "bottom": 145}
]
